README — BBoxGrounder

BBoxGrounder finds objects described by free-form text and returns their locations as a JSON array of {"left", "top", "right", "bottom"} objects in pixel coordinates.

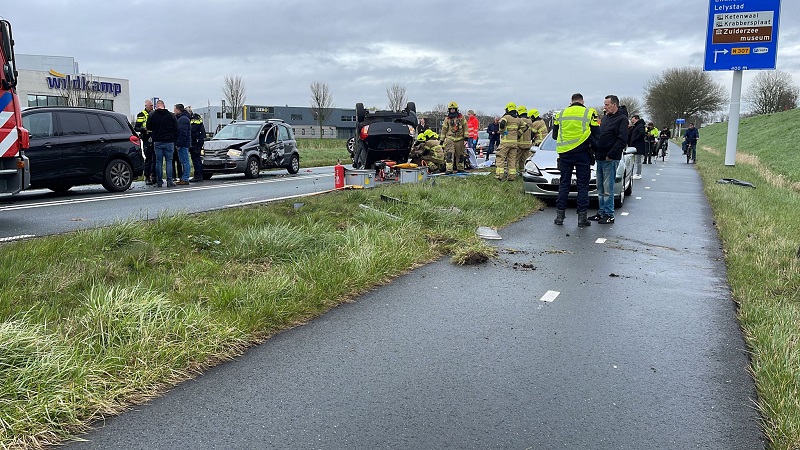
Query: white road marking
[
  {"left": 595, "top": 238, "right": 607, "bottom": 244},
  {"left": 645, "top": 187, "right": 651, "bottom": 189},
  {"left": 651, "top": 179, "right": 657, "bottom": 181},
  {"left": 621, "top": 212, "right": 629, "bottom": 216},
  {"left": 636, "top": 197, "right": 643, "bottom": 199},
  {"left": 0, "top": 234, "right": 36, "bottom": 242},
  {"left": 0, "top": 173, "right": 333, "bottom": 212},
  {"left": 540, "top": 290, "right": 560, "bottom": 302}
]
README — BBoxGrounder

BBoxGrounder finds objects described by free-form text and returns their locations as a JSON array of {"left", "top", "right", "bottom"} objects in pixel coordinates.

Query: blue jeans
[
  {"left": 154, "top": 141, "right": 174, "bottom": 185},
  {"left": 596, "top": 159, "right": 619, "bottom": 217},
  {"left": 177, "top": 146, "right": 191, "bottom": 181},
  {"left": 556, "top": 149, "right": 591, "bottom": 212}
]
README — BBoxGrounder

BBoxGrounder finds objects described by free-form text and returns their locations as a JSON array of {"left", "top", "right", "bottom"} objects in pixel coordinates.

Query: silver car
[
  {"left": 522, "top": 131, "right": 635, "bottom": 207},
  {"left": 476, "top": 130, "right": 490, "bottom": 154}
]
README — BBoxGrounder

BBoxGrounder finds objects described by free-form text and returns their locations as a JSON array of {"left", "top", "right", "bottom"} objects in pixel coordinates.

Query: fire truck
[{"left": 0, "top": 19, "right": 29, "bottom": 195}]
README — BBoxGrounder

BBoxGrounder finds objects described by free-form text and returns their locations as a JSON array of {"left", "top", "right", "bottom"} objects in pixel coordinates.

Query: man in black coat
[
  {"left": 629, "top": 115, "right": 646, "bottom": 179},
  {"left": 187, "top": 106, "right": 206, "bottom": 182},
  {"left": 146, "top": 100, "right": 178, "bottom": 187},
  {"left": 588, "top": 95, "right": 628, "bottom": 224}
]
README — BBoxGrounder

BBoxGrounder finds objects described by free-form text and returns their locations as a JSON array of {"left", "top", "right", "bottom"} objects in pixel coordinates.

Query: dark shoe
[
  {"left": 577, "top": 211, "right": 591, "bottom": 227},
  {"left": 145, "top": 178, "right": 155, "bottom": 185},
  {"left": 156, "top": 183, "right": 163, "bottom": 188},
  {"left": 166, "top": 182, "right": 177, "bottom": 187},
  {"left": 588, "top": 213, "right": 604, "bottom": 221},
  {"left": 189, "top": 177, "right": 203, "bottom": 182},
  {"left": 176, "top": 180, "right": 190, "bottom": 185},
  {"left": 554, "top": 209, "right": 566, "bottom": 225},
  {"left": 598, "top": 216, "right": 615, "bottom": 224}
]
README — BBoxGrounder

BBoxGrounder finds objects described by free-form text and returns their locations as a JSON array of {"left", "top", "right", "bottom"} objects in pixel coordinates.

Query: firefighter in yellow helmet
[
  {"left": 495, "top": 102, "right": 521, "bottom": 181},
  {"left": 552, "top": 93, "right": 599, "bottom": 227},
  {"left": 410, "top": 130, "right": 446, "bottom": 172},
  {"left": 515, "top": 105, "right": 533, "bottom": 175},
  {"left": 441, "top": 101, "right": 469, "bottom": 173},
  {"left": 528, "top": 108, "right": 547, "bottom": 147}
]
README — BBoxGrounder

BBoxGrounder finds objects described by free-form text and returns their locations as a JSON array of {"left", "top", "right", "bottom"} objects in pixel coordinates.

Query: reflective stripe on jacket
[{"left": 554, "top": 105, "right": 598, "bottom": 153}]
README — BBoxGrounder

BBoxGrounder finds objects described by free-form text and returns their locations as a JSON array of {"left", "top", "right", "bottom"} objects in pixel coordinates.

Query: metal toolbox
[
  {"left": 399, "top": 167, "right": 429, "bottom": 184},
  {"left": 345, "top": 169, "right": 375, "bottom": 188}
]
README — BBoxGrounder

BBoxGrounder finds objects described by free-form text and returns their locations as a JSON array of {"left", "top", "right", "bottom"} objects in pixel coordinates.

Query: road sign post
[{"left": 704, "top": 0, "right": 781, "bottom": 166}]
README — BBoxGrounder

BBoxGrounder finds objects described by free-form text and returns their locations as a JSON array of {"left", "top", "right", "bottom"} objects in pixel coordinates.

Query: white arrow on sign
[{"left": 714, "top": 48, "right": 729, "bottom": 63}]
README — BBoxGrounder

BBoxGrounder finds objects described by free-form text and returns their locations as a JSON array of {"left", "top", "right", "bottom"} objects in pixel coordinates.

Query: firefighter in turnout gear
[
  {"left": 495, "top": 102, "right": 521, "bottom": 181},
  {"left": 529, "top": 108, "right": 547, "bottom": 147},
  {"left": 441, "top": 101, "right": 469, "bottom": 173},
  {"left": 410, "top": 130, "right": 446, "bottom": 172},
  {"left": 516, "top": 105, "right": 533, "bottom": 174},
  {"left": 551, "top": 93, "right": 599, "bottom": 227},
  {"left": 134, "top": 99, "right": 155, "bottom": 184}
]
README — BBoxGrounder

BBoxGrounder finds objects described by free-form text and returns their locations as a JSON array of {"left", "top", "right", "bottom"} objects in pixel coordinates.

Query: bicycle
[
  {"left": 658, "top": 139, "right": 669, "bottom": 161},
  {"left": 686, "top": 141, "right": 696, "bottom": 163}
]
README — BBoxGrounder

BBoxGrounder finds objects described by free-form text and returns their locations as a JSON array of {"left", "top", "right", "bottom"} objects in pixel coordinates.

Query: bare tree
[
  {"left": 619, "top": 96, "right": 643, "bottom": 118},
  {"left": 427, "top": 103, "right": 448, "bottom": 134},
  {"left": 386, "top": 83, "right": 407, "bottom": 111},
  {"left": 310, "top": 81, "right": 334, "bottom": 139},
  {"left": 743, "top": 70, "right": 799, "bottom": 115},
  {"left": 222, "top": 75, "right": 247, "bottom": 121},
  {"left": 644, "top": 66, "right": 727, "bottom": 127},
  {"left": 53, "top": 73, "right": 106, "bottom": 108}
]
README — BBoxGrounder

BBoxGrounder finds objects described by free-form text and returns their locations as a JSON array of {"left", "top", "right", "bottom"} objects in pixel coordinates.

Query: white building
[{"left": 15, "top": 54, "right": 131, "bottom": 117}]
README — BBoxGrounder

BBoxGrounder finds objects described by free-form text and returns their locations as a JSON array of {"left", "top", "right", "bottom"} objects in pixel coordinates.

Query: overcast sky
[{"left": 5, "top": 0, "right": 799, "bottom": 117}]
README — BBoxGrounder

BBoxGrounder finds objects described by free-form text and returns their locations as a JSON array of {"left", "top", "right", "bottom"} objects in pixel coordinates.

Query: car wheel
[
  {"left": 346, "top": 137, "right": 355, "bottom": 157},
  {"left": 48, "top": 184, "right": 73, "bottom": 193},
  {"left": 356, "top": 103, "right": 366, "bottom": 123},
  {"left": 352, "top": 141, "right": 367, "bottom": 169},
  {"left": 244, "top": 156, "right": 260, "bottom": 179},
  {"left": 202, "top": 173, "right": 213, "bottom": 180},
  {"left": 406, "top": 102, "right": 416, "bottom": 113},
  {"left": 102, "top": 158, "right": 133, "bottom": 192},
  {"left": 287, "top": 154, "right": 300, "bottom": 174},
  {"left": 625, "top": 173, "right": 633, "bottom": 196},
  {"left": 615, "top": 186, "right": 625, "bottom": 208}
]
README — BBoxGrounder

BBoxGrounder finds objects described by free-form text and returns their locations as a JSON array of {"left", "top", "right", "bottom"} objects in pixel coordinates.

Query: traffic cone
[{"left": 479, "top": 149, "right": 484, "bottom": 158}]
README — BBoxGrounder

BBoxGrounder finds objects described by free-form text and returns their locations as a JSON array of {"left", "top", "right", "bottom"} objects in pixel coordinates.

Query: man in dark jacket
[
  {"left": 187, "top": 106, "right": 206, "bottom": 182},
  {"left": 146, "top": 100, "right": 178, "bottom": 187},
  {"left": 173, "top": 104, "right": 192, "bottom": 185},
  {"left": 486, "top": 117, "right": 500, "bottom": 157},
  {"left": 683, "top": 123, "right": 700, "bottom": 163},
  {"left": 589, "top": 94, "right": 628, "bottom": 224},
  {"left": 629, "top": 115, "right": 646, "bottom": 179},
  {"left": 134, "top": 99, "right": 155, "bottom": 184}
]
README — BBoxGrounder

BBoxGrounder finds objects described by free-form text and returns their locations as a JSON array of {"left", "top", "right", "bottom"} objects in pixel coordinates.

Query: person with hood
[
  {"left": 587, "top": 94, "right": 628, "bottom": 224},
  {"left": 173, "top": 103, "right": 192, "bottom": 185},
  {"left": 146, "top": 100, "right": 178, "bottom": 187},
  {"left": 441, "top": 101, "right": 469, "bottom": 173},
  {"left": 629, "top": 115, "right": 646, "bottom": 179}
]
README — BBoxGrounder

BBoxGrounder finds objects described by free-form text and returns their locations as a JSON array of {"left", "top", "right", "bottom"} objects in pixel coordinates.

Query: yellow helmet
[
  {"left": 447, "top": 101, "right": 459, "bottom": 109},
  {"left": 529, "top": 108, "right": 540, "bottom": 118},
  {"left": 505, "top": 102, "right": 517, "bottom": 112},
  {"left": 517, "top": 105, "right": 527, "bottom": 116},
  {"left": 416, "top": 133, "right": 426, "bottom": 142}
]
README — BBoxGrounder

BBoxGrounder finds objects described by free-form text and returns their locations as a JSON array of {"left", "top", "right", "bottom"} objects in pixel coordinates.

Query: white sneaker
[{"left": 633, "top": 175, "right": 642, "bottom": 179}]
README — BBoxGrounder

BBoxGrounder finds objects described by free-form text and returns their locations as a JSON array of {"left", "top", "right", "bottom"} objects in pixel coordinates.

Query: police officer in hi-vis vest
[
  {"left": 495, "top": 102, "right": 521, "bottom": 181},
  {"left": 552, "top": 93, "right": 599, "bottom": 227},
  {"left": 134, "top": 99, "right": 155, "bottom": 184}
]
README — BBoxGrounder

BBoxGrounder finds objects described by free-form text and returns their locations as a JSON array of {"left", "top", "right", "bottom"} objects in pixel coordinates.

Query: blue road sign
[
  {"left": 704, "top": 0, "right": 781, "bottom": 71},
  {"left": 676, "top": 118, "right": 686, "bottom": 124}
]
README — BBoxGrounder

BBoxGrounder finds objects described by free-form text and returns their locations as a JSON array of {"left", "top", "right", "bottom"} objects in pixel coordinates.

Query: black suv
[
  {"left": 21, "top": 106, "right": 144, "bottom": 192},
  {"left": 201, "top": 119, "right": 299, "bottom": 179},
  {"left": 349, "top": 102, "right": 417, "bottom": 169}
]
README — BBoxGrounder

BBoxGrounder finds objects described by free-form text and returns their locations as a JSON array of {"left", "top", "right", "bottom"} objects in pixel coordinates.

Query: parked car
[
  {"left": 522, "top": 131, "right": 635, "bottom": 207},
  {"left": 201, "top": 119, "right": 299, "bottom": 179},
  {"left": 21, "top": 106, "right": 144, "bottom": 192},
  {"left": 349, "top": 102, "right": 417, "bottom": 170},
  {"left": 476, "top": 130, "right": 490, "bottom": 154}
]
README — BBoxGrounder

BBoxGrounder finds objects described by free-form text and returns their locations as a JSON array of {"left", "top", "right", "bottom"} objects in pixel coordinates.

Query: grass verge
[
  {"left": 0, "top": 174, "right": 538, "bottom": 448},
  {"left": 695, "top": 111, "right": 800, "bottom": 449},
  {"left": 296, "top": 138, "right": 351, "bottom": 167}
]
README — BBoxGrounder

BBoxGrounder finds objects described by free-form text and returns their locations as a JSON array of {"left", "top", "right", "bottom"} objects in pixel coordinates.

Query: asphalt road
[{"left": 65, "top": 147, "right": 764, "bottom": 449}]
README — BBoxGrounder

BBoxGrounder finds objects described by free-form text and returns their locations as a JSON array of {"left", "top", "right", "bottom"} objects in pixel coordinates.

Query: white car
[
  {"left": 522, "top": 131, "right": 635, "bottom": 207},
  {"left": 476, "top": 131, "right": 490, "bottom": 154}
]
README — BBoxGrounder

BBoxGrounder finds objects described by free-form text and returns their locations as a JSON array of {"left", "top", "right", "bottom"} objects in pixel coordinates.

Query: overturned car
[{"left": 348, "top": 102, "right": 418, "bottom": 170}]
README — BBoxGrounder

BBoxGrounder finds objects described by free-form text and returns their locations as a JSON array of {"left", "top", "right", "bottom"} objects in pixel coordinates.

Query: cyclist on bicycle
[
  {"left": 658, "top": 125, "right": 671, "bottom": 160},
  {"left": 683, "top": 123, "right": 699, "bottom": 163}
]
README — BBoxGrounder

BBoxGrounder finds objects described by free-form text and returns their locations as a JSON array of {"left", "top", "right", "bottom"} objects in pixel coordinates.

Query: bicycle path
[{"left": 66, "top": 145, "right": 764, "bottom": 449}]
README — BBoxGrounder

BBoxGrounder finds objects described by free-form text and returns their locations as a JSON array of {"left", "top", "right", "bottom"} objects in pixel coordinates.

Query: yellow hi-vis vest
[
  {"left": 554, "top": 105, "right": 598, "bottom": 153},
  {"left": 499, "top": 114, "right": 520, "bottom": 144}
]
